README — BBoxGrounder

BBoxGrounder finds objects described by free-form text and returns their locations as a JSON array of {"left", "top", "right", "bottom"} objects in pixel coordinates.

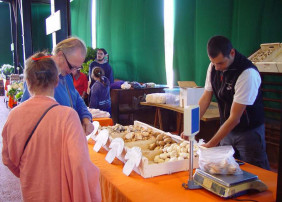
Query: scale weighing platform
[{"left": 193, "top": 168, "right": 268, "bottom": 198}]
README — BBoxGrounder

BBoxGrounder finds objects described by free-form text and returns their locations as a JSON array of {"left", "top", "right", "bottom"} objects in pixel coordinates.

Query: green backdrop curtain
[
  {"left": 0, "top": 3, "right": 13, "bottom": 65},
  {"left": 31, "top": 4, "right": 52, "bottom": 53},
  {"left": 0, "top": 2, "right": 24, "bottom": 68},
  {"left": 96, "top": 0, "right": 166, "bottom": 84},
  {"left": 174, "top": 0, "right": 282, "bottom": 87},
  {"left": 70, "top": 0, "right": 92, "bottom": 47}
]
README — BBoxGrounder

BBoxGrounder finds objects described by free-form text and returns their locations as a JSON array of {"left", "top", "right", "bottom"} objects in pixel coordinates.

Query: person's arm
[
  {"left": 89, "top": 62, "right": 93, "bottom": 81},
  {"left": 202, "top": 68, "right": 261, "bottom": 148},
  {"left": 89, "top": 85, "right": 99, "bottom": 109},
  {"left": 1, "top": 122, "right": 20, "bottom": 177},
  {"left": 108, "top": 64, "right": 114, "bottom": 84},
  {"left": 75, "top": 92, "right": 93, "bottom": 135},
  {"left": 202, "top": 102, "right": 246, "bottom": 148},
  {"left": 199, "top": 90, "right": 213, "bottom": 118},
  {"left": 66, "top": 75, "right": 93, "bottom": 135}
]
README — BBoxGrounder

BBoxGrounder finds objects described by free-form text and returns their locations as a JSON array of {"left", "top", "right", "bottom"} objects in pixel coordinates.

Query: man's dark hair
[
  {"left": 207, "top": 36, "right": 233, "bottom": 58},
  {"left": 98, "top": 48, "right": 107, "bottom": 55}
]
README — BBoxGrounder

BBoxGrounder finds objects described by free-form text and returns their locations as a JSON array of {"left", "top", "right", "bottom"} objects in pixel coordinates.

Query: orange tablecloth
[
  {"left": 92, "top": 117, "right": 113, "bottom": 127},
  {"left": 88, "top": 143, "right": 277, "bottom": 202}
]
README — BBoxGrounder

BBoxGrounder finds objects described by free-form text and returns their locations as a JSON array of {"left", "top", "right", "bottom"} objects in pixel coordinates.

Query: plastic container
[{"left": 164, "top": 88, "right": 180, "bottom": 106}]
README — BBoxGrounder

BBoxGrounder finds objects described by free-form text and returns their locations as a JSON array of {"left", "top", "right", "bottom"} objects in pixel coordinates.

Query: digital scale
[
  {"left": 193, "top": 168, "right": 268, "bottom": 198},
  {"left": 181, "top": 105, "right": 268, "bottom": 198}
]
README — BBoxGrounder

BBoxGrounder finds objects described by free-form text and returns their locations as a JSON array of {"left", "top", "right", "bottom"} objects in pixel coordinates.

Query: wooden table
[
  {"left": 140, "top": 102, "right": 220, "bottom": 135},
  {"left": 88, "top": 143, "right": 277, "bottom": 202}
]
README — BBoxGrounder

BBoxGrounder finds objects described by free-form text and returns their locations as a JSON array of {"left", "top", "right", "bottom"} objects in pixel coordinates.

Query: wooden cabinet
[
  {"left": 110, "top": 87, "right": 165, "bottom": 125},
  {"left": 260, "top": 72, "right": 282, "bottom": 170}
]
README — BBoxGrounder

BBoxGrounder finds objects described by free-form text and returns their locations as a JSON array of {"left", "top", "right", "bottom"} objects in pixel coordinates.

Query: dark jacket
[
  {"left": 211, "top": 50, "right": 264, "bottom": 132},
  {"left": 89, "top": 61, "right": 114, "bottom": 88},
  {"left": 89, "top": 76, "right": 111, "bottom": 114}
]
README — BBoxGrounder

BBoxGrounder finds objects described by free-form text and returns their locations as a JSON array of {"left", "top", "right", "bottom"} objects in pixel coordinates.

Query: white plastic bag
[{"left": 198, "top": 145, "right": 243, "bottom": 175}]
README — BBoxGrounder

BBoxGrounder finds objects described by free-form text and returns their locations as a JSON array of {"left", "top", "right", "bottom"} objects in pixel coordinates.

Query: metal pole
[
  {"left": 189, "top": 138, "right": 194, "bottom": 180},
  {"left": 182, "top": 135, "right": 201, "bottom": 190},
  {"left": 9, "top": 0, "right": 19, "bottom": 73}
]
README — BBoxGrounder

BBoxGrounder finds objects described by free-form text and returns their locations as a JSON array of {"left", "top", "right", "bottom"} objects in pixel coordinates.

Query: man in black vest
[{"left": 200, "top": 35, "right": 270, "bottom": 169}]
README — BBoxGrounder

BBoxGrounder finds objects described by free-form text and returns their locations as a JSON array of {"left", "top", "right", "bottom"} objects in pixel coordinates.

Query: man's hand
[
  {"left": 201, "top": 102, "right": 247, "bottom": 149},
  {"left": 180, "top": 132, "right": 189, "bottom": 140},
  {"left": 82, "top": 118, "right": 94, "bottom": 136},
  {"left": 201, "top": 142, "right": 214, "bottom": 148}
]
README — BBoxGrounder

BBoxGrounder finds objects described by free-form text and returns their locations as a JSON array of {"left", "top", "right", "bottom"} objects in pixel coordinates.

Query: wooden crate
[{"left": 248, "top": 43, "right": 282, "bottom": 73}]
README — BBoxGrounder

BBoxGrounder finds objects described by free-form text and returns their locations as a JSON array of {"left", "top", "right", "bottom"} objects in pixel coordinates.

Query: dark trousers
[{"left": 220, "top": 124, "right": 270, "bottom": 170}]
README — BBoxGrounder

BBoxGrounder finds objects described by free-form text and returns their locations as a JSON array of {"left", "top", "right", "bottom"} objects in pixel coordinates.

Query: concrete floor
[{"left": 0, "top": 96, "right": 22, "bottom": 201}]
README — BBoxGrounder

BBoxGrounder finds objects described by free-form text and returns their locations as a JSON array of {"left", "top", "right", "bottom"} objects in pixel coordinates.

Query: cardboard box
[{"left": 178, "top": 81, "right": 204, "bottom": 107}]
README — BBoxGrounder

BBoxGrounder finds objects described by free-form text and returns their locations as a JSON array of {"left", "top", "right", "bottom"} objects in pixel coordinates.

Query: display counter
[{"left": 88, "top": 143, "right": 277, "bottom": 202}]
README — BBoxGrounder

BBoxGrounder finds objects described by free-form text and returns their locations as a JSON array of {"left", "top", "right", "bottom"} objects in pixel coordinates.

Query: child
[{"left": 90, "top": 67, "right": 111, "bottom": 114}]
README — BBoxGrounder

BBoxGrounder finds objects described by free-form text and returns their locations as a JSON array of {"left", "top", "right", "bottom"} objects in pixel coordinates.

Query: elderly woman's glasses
[{"left": 62, "top": 52, "right": 81, "bottom": 71}]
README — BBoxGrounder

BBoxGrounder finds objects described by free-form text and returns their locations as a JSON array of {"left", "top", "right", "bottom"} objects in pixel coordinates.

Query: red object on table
[
  {"left": 92, "top": 117, "right": 113, "bottom": 127},
  {"left": 4, "top": 78, "right": 10, "bottom": 91},
  {"left": 8, "top": 95, "right": 17, "bottom": 108}
]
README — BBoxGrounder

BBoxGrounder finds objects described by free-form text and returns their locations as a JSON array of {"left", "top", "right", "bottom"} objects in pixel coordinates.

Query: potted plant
[
  {"left": 1, "top": 64, "right": 14, "bottom": 79},
  {"left": 81, "top": 47, "right": 98, "bottom": 77},
  {"left": 7, "top": 81, "right": 24, "bottom": 107}
]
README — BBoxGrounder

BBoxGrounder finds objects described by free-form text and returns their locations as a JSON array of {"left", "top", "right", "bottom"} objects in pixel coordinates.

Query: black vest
[{"left": 211, "top": 50, "right": 264, "bottom": 132}]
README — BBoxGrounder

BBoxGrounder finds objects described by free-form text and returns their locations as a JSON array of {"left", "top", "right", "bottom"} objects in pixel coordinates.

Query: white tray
[{"left": 102, "top": 120, "right": 199, "bottom": 178}]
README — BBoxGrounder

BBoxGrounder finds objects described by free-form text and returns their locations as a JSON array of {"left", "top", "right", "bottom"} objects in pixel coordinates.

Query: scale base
[
  {"left": 182, "top": 180, "right": 202, "bottom": 190},
  {"left": 193, "top": 169, "right": 267, "bottom": 198}
]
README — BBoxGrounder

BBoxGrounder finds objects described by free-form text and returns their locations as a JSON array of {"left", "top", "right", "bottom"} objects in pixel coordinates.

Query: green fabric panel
[
  {"left": 31, "top": 4, "right": 52, "bottom": 53},
  {"left": 194, "top": 1, "right": 233, "bottom": 86},
  {"left": 174, "top": 0, "right": 282, "bottom": 87},
  {"left": 173, "top": 0, "right": 196, "bottom": 85},
  {"left": 0, "top": 3, "right": 24, "bottom": 68},
  {"left": 232, "top": 0, "right": 282, "bottom": 55},
  {"left": 0, "top": 3, "right": 13, "bottom": 65},
  {"left": 174, "top": 0, "right": 233, "bottom": 86},
  {"left": 96, "top": 0, "right": 166, "bottom": 84},
  {"left": 231, "top": 0, "right": 265, "bottom": 55},
  {"left": 260, "top": 0, "right": 282, "bottom": 43},
  {"left": 70, "top": 0, "right": 92, "bottom": 47}
]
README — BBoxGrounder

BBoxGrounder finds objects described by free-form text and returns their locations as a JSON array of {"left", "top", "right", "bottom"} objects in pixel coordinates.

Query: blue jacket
[
  {"left": 89, "top": 76, "right": 111, "bottom": 114},
  {"left": 21, "top": 74, "right": 92, "bottom": 121}
]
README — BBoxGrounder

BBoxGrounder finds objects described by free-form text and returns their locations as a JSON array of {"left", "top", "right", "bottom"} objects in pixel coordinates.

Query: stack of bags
[{"left": 88, "top": 108, "right": 110, "bottom": 118}]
